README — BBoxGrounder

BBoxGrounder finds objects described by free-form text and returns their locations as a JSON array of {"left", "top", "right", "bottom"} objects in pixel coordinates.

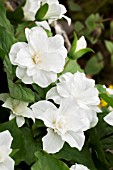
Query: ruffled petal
[{"left": 42, "top": 128, "right": 64, "bottom": 153}]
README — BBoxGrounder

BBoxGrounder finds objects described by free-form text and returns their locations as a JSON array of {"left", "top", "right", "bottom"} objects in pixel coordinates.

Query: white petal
[
  {"left": 44, "top": 3, "right": 62, "bottom": 19},
  {"left": 76, "top": 36, "right": 87, "bottom": 52},
  {"left": 70, "top": 163, "right": 89, "bottom": 170},
  {"left": 62, "top": 15, "right": 71, "bottom": 25},
  {"left": 42, "top": 128, "right": 64, "bottom": 153},
  {"left": 28, "top": 27, "right": 48, "bottom": 52},
  {"left": 23, "top": 0, "right": 40, "bottom": 21},
  {"left": 33, "top": 70, "right": 57, "bottom": 88},
  {"left": 9, "top": 42, "right": 27, "bottom": 65},
  {"left": 61, "top": 131, "right": 85, "bottom": 151},
  {"left": 104, "top": 111, "right": 113, "bottom": 126},
  {"left": 41, "top": 52, "right": 66, "bottom": 72},
  {"left": 20, "top": 108, "right": 35, "bottom": 122},
  {"left": 16, "top": 116, "right": 25, "bottom": 127},
  {"left": 46, "top": 86, "right": 63, "bottom": 104},
  {"left": 15, "top": 46, "right": 34, "bottom": 68},
  {"left": 2, "top": 97, "right": 13, "bottom": 111},
  {"left": 59, "top": 72, "right": 73, "bottom": 82},
  {"left": 35, "top": 21, "right": 51, "bottom": 31},
  {"left": 31, "top": 100, "right": 57, "bottom": 118},
  {"left": 16, "top": 67, "right": 33, "bottom": 84},
  {"left": 0, "top": 130, "right": 13, "bottom": 148},
  {"left": 0, "top": 157, "right": 14, "bottom": 170},
  {"left": 9, "top": 114, "right": 15, "bottom": 121}
]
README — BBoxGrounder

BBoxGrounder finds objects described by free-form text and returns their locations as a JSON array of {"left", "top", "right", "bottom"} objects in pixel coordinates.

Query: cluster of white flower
[{"left": 0, "top": 0, "right": 103, "bottom": 169}]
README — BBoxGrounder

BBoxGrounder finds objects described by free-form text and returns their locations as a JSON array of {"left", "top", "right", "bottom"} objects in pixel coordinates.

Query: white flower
[
  {"left": 23, "top": 0, "right": 71, "bottom": 25},
  {"left": 76, "top": 36, "right": 87, "bottom": 52},
  {"left": 23, "top": 0, "right": 41, "bottom": 21},
  {"left": 104, "top": 111, "right": 113, "bottom": 126},
  {"left": 47, "top": 71, "right": 101, "bottom": 128},
  {"left": 9, "top": 27, "right": 67, "bottom": 88},
  {"left": 70, "top": 163, "right": 89, "bottom": 170},
  {"left": 0, "top": 130, "right": 14, "bottom": 170},
  {"left": 31, "top": 98, "right": 94, "bottom": 153},
  {"left": 0, "top": 93, "right": 34, "bottom": 127}
]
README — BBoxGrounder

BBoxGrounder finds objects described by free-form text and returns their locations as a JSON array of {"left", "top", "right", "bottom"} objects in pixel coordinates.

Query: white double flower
[{"left": 9, "top": 26, "right": 67, "bottom": 87}]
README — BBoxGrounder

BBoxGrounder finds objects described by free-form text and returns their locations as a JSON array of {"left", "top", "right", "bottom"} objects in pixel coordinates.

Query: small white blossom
[
  {"left": 0, "top": 93, "right": 34, "bottom": 127},
  {"left": 47, "top": 71, "right": 101, "bottom": 128},
  {"left": 31, "top": 98, "right": 95, "bottom": 153},
  {"left": 70, "top": 163, "right": 89, "bottom": 170},
  {"left": 76, "top": 36, "right": 87, "bottom": 52},
  {"left": 23, "top": 0, "right": 71, "bottom": 25},
  {"left": 0, "top": 130, "right": 14, "bottom": 170},
  {"left": 9, "top": 27, "right": 67, "bottom": 87}
]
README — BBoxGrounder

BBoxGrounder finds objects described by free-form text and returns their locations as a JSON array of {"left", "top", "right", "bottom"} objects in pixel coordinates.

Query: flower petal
[
  {"left": 31, "top": 100, "right": 57, "bottom": 117},
  {"left": 0, "top": 130, "right": 13, "bottom": 148},
  {"left": 76, "top": 36, "right": 87, "bottom": 52},
  {"left": 0, "top": 157, "right": 14, "bottom": 170},
  {"left": 9, "top": 42, "right": 27, "bottom": 65},
  {"left": 104, "top": 111, "right": 113, "bottom": 126},
  {"left": 61, "top": 130, "right": 85, "bottom": 151},
  {"left": 16, "top": 116, "right": 25, "bottom": 127},
  {"left": 46, "top": 86, "right": 63, "bottom": 104},
  {"left": 16, "top": 67, "right": 33, "bottom": 84},
  {"left": 33, "top": 70, "right": 57, "bottom": 87},
  {"left": 42, "top": 128, "right": 64, "bottom": 153}
]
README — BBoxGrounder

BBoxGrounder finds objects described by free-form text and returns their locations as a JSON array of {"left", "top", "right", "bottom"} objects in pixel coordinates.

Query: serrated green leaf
[
  {"left": 35, "top": 3, "right": 49, "bottom": 21},
  {"left": 32, "top": 151, "right": 70, "bottom": 170}
]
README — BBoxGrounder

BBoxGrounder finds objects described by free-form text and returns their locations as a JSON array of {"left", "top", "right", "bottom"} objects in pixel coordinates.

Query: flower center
[
  {"left": 53, "top": 116, "right": 66, "bottom": 134},
  {"left": 32, "top": 53, "right": 40, "bottom": 64}
]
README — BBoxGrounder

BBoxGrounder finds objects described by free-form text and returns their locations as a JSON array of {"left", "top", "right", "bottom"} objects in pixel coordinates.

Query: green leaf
[
  {"left": 105, "top": 40, "right": 113, "bottom": 54},
  {"left": 100, "top": 93, "right": 113, "bottom": 108},
  {"left": 8, "top": 79, "right": 35, "bottom": 102},
  {"left": 68, "top": 32, "right": 78, "bottom": 58},
  {"left": 54, "top": 143, "right": 97, "bottom": 170},
  {"left": 85, "top": 52, "right": 104, "bottom": 75},
  {"left": 15, "top": 21, "right": 35, "bottom": 41},
  {"left": 35, "top": 3, "right": 49, "bottom": 21},
  {"left": 96, "top": 84, "right": 107, "bottom": 94},
  {"left": 0, "top": 118, "right": 25, "bottom": 165},
  {"left": 0, "top": 48, "right": 5, "bottom": 60},
  {"left": 32, "top": 151, "right": 69, "bottom": 170},
  {"left": 70, "top": 48, "right": 94, "bottom": 60},
  {"left": 0, "top": 2, "right": 14, "bottom": 33},
  {"left": 63, "top": 59, "right": 83, "bottom": 74},
  {"left": 20, "top": 127, "right": 42, "bottom": 165},
  {"left": 0, "top": 25, "right": 16, "bottom": 54}
]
